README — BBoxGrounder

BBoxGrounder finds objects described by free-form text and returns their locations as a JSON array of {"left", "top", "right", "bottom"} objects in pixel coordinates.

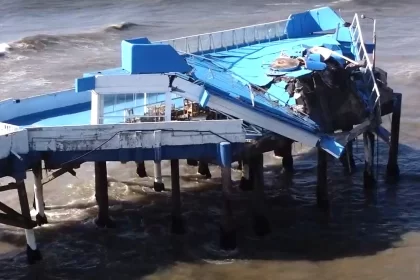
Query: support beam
[
  {"left": 33, "top": 161, "right": 47, "bottom": 226},
  {"left": 316, "top": 147, "right": 329, "bottom": 211},
  {"left": 170, "top": 159, "right": 185, "bottom": 234},
  {"left": 363, "top": 132, "right": 376, "bottom": 188},
  {"left": 94, "top": 162, "right": 115, "bottom": 228},
  {"left": 219, "top": 142, "right": 236, "bottom": 250},
  {"left": 386, "top": 93, "right": 402, "bottom": 182},
  {"left": 17, "top": 181, "right": 42, "bottom": 264},
  {"left": 251, "top": 153, "right": 271, "bottom": 236}
]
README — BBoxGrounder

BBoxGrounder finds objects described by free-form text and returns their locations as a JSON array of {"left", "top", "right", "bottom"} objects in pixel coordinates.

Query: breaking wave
[
  {"left": 0, "top": 43, "right": 11, "bottom": 56},
  {"left": 5, "top": 21, "right": 142, "bottom": 52},
  {"left": 103, "top": 21, "right": 140, "bottom": 32},
  {"left": 10, "top": 34, "right": 63, "bottom": 50}
]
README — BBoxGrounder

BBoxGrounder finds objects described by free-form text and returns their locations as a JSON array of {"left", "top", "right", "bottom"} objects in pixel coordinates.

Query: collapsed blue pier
[{"left": 0, "top": 6, "right": 402, "bottom": 265}]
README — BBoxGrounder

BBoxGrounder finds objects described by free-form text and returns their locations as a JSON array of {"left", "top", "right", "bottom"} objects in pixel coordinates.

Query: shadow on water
[{"left": 0, "top": 139, "right": 419, "bottom": 279}]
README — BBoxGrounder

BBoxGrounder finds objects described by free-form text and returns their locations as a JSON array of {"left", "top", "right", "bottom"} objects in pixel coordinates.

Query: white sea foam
[{"left": 0, "top": 43, "right": 11, "bottom": 56}]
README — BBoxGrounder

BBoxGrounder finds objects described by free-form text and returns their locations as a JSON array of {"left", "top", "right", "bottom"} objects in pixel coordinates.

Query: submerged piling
[
  {"left": 386, "top": 93, "right": 402, "bottom": 182},
  {"left": 198, "top": 161, "right": 212, "bottom": 178},
  {"left": 363, "top": 132, "right": 376, "bottom": 188},
  {"left": 316, "top": 147, "right": 329, "bottom": 211},
  {"left": 170, "top": 159, "right": 185, "bottom": 234},
  {"left": 239, "top": 159, "right": 252, "bottom": 191},
  {"left": 136, "top": 161, "right": 148, "bottom": 178},
  {"left": 33, "top": 161, "right": 48, "bottom": 226},
  {"left": 153, "top": 130, "right": 165, "bottom": 192},
  {"left": 17, "top": 181, "right": 42, "bottom": 264},
  {"left": 340, "top": 125, "right": 356, "bottom": 173},
  {"left": 251, "top": 153, "right": 271, "bottom": 236},
  {"left": 94, "top": 161, "right": 115, "bottom": 228},
  {"left": 218, "top": 142, "right": 236, "bottom": 250}
]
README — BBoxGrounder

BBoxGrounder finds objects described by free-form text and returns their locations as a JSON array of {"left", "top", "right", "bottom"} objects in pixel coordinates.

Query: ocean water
[{"left": 1, "top": 0, "right": 420, "bottom": 279}]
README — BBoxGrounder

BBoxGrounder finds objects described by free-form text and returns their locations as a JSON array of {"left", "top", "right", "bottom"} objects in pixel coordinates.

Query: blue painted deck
[
  {"left": 1, "top": 6, "right": 377, "bottom": 173},
  {"left": 186, "top": 34, "right": 351, "bottom": 133},
  {"left": 6, "top": 6, "right": 365, "bottom": 135},
  {"left": 8, "top": 93, "right": 184, "bottom": 127}
]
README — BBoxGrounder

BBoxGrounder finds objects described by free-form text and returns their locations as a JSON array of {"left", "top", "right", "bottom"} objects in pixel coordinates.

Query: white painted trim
[
  {"left": 27, "top": 120, "right": 245, "bottom": 152},
  {"left": 165, "top": 91, "right": 172, "bottom": 121},
  {"left": 171, "top": 77, "right": 319, "bottom": 147},
  {"left": 0, "top": 126, "right": 29, "bottom": 159},
  {"left": 94, "top": 74, "right": 170, "bottom": 94},
  {"left": 90, "top": 90, "right": 104, "bottom": 125},
  {"left": 144, "top": 93, "right": 148, "bottom": 114}
]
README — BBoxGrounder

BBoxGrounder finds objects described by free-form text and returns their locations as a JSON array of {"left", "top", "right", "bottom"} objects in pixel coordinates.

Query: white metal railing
[
  {"left": 0, "top": 122, "right": 22, "bottom": 135},
  {"left": 349, "top": 13, "right": 381, "bottom": 115},
  {"left": 156, "top": 19, "right": 289, "bottom": 55}
]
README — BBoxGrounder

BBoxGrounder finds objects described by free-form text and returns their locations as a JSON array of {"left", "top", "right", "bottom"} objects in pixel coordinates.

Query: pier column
[
  {"left": 33, "top": 161, "right": 47, "bottom": 226},
  {"left": 340, "top": 140, "right": 356, "bottom": 173},
  {"left": 153, "top": 130, "right": 165, "bottom": 192},
  {"left": 219, "top": 142, "right": 236, "bottom": 250},
  {"left": 339, "top": 125, "right": 356, "bottom": 173},
  {"left": 170, "top": 159, "right": 185, "bottom": 234},
  {"left": 198, "top": 161, "right": 212, "bottom": 179},
  {"left": 363, "top": 132, "right": 376, "bottom": 188},
  {"left": 239, "top": 159, "right": 252, "bottom": 191},
  {"left": 94, "top": 161, "right": 115, "bottom": 228},
  {"left": 236, "top": 160, "right": 243, "bottom": 171},
  {"left": 386, "top": 93, "right": 402, "bottom": 182},
  {"left": 251, "top": 153, "right": 271, "bottom": 236},
  {"left": 136, "top": 161, "right": 148, "bottom": 178},
  {"left": 316, "top": 147, "right": 329, "bottom": 211},
  {"left": 186, "top": 159, "right": 198, "bottom": 166},
  {"left": 274, "top": 140, "right": 294, "bottom": 174},
  {"left": 17, "top": 181, "right": 42, "bottom": 264}
]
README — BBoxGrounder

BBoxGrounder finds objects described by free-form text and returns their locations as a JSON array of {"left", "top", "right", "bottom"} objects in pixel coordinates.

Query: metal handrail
[
  {"left": 349, "top": 13, "right": 381, "bottom": 116},
  {"left": 156, "top": 18, "right": 289, "bottom": 55}
]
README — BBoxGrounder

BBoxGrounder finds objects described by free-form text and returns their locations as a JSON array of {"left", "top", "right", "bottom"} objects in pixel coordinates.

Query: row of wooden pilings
[{"left": 23, "top": 94, "right": 401, "bottom": 264}]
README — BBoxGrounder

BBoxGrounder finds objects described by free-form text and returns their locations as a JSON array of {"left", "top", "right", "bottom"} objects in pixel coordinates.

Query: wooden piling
[
  {"left": 153, "top": 161, "right": 165, "bottom": 192},
  {"left": 170, "top": 159, "right": 185, "bottom": 234},
  {"left": 33, "top": 161, "right": 48, "bottom": 226},
  {"left": 219, "top": 142, "right": 236, "bottom": 250},
  {"left": 17, "top": 181, "right": 42, "bottom": 264},
  {"left": 94, "top": 161, "right": 115, "bottom": 228},
  {"left": 316, "top": 147, "right": 329, "bottom": 211},
  {"left": 282, "top": 141, "right": 294, "bottom": 173},
  {"left": 239, "top": 159, "right": 253, "bottom": 191},
  {"left": 251, "top": 153, "right": 271, "bottom": 236},
  {"left": 136, "top": 161, "right": 147, "bottom": 178},
  {"left": 363, "top": 132, "right": 376, "bottom": 188},
  {"left": 198, "top": 161, "right": 212, "bottom": 179},
  {"left": 339, "top": 125, "right": 356, "bottom": 173},
  {"left": 153, "top": 130, "right": 165, "bottom": 192},
  {"left": 186, "top": 159, "right": 198, "bottom": 166},
  {"left": 386, "top": 93, "right": 402, "bottom": 182},
  {"left": 274, "top": 140, "right": 294, "bottom": 173}
]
